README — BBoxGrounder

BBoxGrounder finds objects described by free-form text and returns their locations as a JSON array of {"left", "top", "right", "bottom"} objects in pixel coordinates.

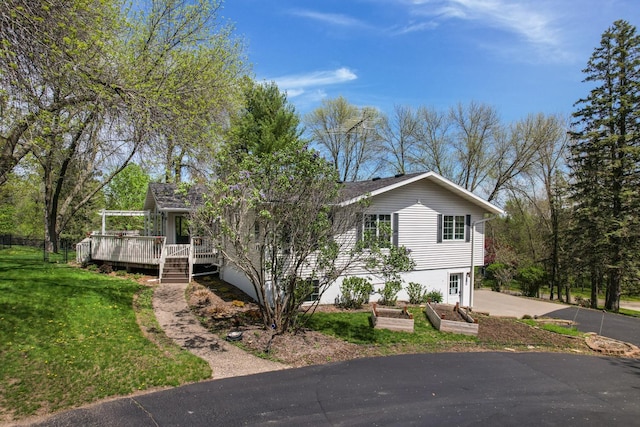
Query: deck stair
[{"left": 161, "top": 258, "right": 189, "bottom": 283}]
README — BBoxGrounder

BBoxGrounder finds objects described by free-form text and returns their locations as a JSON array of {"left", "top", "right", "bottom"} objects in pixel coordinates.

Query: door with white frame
[{"left": 447, "top": 273, "right": 462, "bottom": 305}]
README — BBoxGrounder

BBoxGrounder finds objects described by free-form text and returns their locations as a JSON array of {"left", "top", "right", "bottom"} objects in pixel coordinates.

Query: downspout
[{"left": 470, "top": 216, "right": 497, "bottom": 309}]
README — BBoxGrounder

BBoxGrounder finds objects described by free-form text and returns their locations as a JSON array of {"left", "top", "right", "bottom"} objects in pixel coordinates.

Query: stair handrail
[
  {"left": 188, "top": 237, "right": 195, "bottom": 283},
  {"left": 158, "top": 237, "right": 167, "bottom": 281}
]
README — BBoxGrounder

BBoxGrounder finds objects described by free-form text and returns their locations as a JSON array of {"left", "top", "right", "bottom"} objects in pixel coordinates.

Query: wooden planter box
[
  {"left": 425, "top": 303, "right": 478, "bottom": 336},
  {"left": 371, "top": 303, "right": 415, "bottom": 333}
]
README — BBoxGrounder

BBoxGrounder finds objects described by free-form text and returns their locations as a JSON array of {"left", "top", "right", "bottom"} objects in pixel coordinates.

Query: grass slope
[{"left": 0, "top": 247, "right": 210, "bottom": 421}]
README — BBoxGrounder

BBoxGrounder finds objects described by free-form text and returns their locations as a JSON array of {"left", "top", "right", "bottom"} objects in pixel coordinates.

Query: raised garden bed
[
  {"left": 371, "top": 303, "right": 415, "bottom": 332},
  {"left": 425, "top": 302, "right": 478, "bottom": 336}
]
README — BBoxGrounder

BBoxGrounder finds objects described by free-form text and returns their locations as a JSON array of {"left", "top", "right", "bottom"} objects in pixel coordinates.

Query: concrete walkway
[
  {"left": 153, "top": 281, "right": 288, "bottom": 379},
  {"left": 472, "top": 289, "right": 569, "bottom": 318}
]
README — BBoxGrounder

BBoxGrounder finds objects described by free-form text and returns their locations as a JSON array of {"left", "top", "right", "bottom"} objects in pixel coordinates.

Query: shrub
[
  {"left": 406, "top": 282, "right": 425, "bottom": 304},
  {"left": 485, "top": 262, "right": 514, "bottom": 292},
  {"left": 425, "top": 289, "right": 443, "bottom": 303},
  {"left": 98, "top": 263, "right": 113, "bottom": 274},
  {"left": 517, "top": 266, "right": 546, "bottom": 297},
  {"left": 379, "top": 280, "right": 402, "bottom": 306},
  {"left": 337, "top": 277, "right": 373, "bottom": 309}
]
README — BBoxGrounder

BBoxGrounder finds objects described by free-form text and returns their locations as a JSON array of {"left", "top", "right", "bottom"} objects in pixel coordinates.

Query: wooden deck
[{"left": 77, "top": 235, "right": 219, "bottom": 281}]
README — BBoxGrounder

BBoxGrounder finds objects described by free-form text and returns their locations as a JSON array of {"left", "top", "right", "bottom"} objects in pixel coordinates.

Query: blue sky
[{"left": 220, "top": 0, "right": 639, "bottom": 123}]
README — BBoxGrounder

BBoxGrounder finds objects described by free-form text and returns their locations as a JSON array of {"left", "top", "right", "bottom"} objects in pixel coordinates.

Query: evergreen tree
[{"left": 569, "top": 20, "right": 640, "bottom": 311}]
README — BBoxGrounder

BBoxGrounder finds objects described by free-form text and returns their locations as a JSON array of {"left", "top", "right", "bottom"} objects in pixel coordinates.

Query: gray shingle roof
[
  {"left": 147, "top": 173, "right": 426, "bottom": 210},
  {"left": 338, "top": 172, "right": 425, "bottom": 202},
  {"left": 145, "top": 171, "right": 502, "bottom": 215},
  {"left": 148, "top": 182, "right": 206, "bottom": 211}
]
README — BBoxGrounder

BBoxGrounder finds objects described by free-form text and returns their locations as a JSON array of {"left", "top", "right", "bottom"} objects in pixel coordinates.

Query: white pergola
[{"left": 99, "top": 210, "right": 149, "bottom": 234}]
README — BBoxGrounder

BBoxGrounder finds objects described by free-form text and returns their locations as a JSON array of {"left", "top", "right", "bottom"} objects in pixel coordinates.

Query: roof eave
[{"left": 340, "top": 171, "right": 504, "bottom": 215}]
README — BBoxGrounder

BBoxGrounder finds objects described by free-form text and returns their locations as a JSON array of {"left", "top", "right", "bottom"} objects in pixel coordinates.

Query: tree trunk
[
  {"left": 590, "top": 268, "right": 599, "bottom": 309},
  {"left": 605, "top": 269, "right": 621, "bottom": 311}
]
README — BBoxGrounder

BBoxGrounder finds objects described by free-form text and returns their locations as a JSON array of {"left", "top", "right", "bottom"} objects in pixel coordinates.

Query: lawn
[
  {"left": 0, "top": 247, "right": 210, "bottom": 422},
  {"left": 303, "top": 307, "right": 477, "bottom": 350}
]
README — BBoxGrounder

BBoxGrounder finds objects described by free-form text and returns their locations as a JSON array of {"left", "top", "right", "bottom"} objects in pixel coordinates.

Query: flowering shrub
[{"left": 337, "top": 276, "right": 373, "bottom": 309}]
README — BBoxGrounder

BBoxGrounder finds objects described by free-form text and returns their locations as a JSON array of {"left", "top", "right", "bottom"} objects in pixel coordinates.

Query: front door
[
  {"left": 175, "top": 215, "right": 190, "bottom": 244},
  {"left": 447, "top": 273, "right": 461, "bottom": 305}
]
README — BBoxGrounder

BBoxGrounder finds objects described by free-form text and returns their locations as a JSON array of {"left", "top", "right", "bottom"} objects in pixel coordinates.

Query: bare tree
[
  {"left": 412, "top": 106, "right": 455, "bottom": 177},
  {"left": 304, "top": 96, "right": 382, "bottom": 181},
  {"left": 449, "top": 101, "right": 501, "bottom": 193},
  {"left": 378, "top": 105, "right": 420, "bottom": 175}
]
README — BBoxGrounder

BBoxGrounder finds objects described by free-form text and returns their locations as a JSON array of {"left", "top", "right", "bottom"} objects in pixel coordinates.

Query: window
[
  {"left": 437, "top": 214, "right": 470, "bottom": 242},
  {"left": 362, "top": 214, "right": 392, "bottom": 247},
  {"left": 449, "top": 274, "right": 461, "bottom": 295},
  {"left": 175, "top": 215, "right": 190, "bottom": 244},
  {"left": 444, "top": 215, "right": 465, "bottom": 240},
  {"left": 303, "top": 279, "right": 320, "bottom": 302}
]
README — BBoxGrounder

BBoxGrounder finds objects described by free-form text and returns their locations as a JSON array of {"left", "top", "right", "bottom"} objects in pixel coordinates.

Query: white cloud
[
  {"left": 289, "top": 9, "right": 369, "bottom": 28},
  {"left": 406, "top": 0, "right": 567, "bottom": 56},
  {"left": 273, "top": 67, "right": 358, "bottom": 98},
  {"left": 391, "top": 20, "right": 439, "bottom": 35}
]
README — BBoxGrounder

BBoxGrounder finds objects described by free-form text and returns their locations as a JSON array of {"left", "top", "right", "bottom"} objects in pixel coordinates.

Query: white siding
[
  {"left": 319, "top": 268, "right": 474, "bottom": 306},
  {"left": 220, "top": 265, "right": 258, "bottom": 302},
  {"left": 367, "top": 180, "right": 487, "bottom": 270},
  {"left": 320, "top": 179, "right": 492, "bottom": 307}
]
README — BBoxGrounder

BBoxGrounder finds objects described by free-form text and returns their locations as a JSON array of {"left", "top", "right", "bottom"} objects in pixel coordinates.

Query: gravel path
[{"left": 152, "top": 281, "right": 289, "bottom": 379}]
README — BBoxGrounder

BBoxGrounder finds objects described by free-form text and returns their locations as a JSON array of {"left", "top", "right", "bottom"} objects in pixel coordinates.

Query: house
[
  {"left": 327, "top": 171, "right": 504, "bottom": 307},
  {"left": 77, "top": 172, "right": 502, "bottom": 307}
]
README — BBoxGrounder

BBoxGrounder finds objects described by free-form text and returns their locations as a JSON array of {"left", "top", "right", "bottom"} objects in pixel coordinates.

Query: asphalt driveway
[
  {"left": 544, "top": 306, "right": 640, "bottom": 347},
  {"left": 30, "top": 353, "right": 640, "bottom": 426}
]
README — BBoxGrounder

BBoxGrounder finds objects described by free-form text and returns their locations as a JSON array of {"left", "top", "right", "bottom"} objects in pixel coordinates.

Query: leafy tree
[
  {"left": 0, "top": 0, "right": 120, "bottom": 185},
  {"left": 194, "top": 86, "right": 367, "bottom": 336},
  {"left": 1, "top": 0, "right": 246, "bottom": 251},
  {"left": 227, "top": 80, "right": 302, "bottom": 157},
  {"left": 304, "top": 96, "right": 382, "bottom": 181},
  {"left": 104, "top": 163, "right": 151, "bottom": 211},
  {"left": 0, "top": 171, "right": 42, "bottom": 237},
  {"left": 199, "top": 140, "right": 364, "bottom": 334},
  {"left": 569, "top": 20, "right": 640, "bottom": 311},
  {"left": 103, "top": 163, "right": 151, "bottom": 231}
]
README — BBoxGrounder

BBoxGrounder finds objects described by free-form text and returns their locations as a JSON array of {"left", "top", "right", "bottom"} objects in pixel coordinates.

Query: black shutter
[
  {"left": 392, "top": 213, "right": 399, "bottom": 247},
  {"left": 437, "top": 214, "right": 443, "bottom": 243},
  {"left": 465, "top": 214, "right": 471, "bottom": 242},
  {"left": 356, "top": 213, "right": 363, "bottom": 242}
]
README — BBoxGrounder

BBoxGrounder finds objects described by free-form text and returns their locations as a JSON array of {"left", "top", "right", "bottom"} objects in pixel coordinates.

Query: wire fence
[{"left": 0, "top": 234, "right": 74, "bottom": 263}]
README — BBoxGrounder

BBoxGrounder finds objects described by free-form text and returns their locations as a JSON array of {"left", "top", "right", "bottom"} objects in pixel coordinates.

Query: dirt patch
[
  {"left": 432, "top": 304, "right": 467, "bottom": 322},
  {"left": 477, "top": 316, "right": 590, "bottom": 352}
]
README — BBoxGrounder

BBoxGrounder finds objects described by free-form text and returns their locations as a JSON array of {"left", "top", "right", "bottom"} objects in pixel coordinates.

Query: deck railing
[
  {"left": 192, "top": 237, "right": 218, "bottom": 263},
  {"left": 76, "top": 238, "right": 92, "bottom": 264},
  {"left": 90, "top": 235, "right": 164, "bottom": 265}
]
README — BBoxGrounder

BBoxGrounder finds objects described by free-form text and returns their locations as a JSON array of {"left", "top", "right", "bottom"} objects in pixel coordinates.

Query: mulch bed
[{"left": 186, "top": 276, "right": 618, "bottom": 367}]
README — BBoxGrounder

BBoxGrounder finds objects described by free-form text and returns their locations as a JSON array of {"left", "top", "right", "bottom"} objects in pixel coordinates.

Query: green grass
[
  {"left": 0, "top": 247, "right": 210, "bottom": 421},
  {"left": 303, "top": 307, "right": 476, "bottom": 352},
  {"left": 618, "top": 308, "right": 640, "bottom": 318},
  {"left": 520, "top": 319, "right": 583, "bottom": 336}
]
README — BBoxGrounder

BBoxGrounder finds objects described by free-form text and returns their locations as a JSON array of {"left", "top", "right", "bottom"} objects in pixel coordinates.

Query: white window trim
[
  {"left": 362, "top": 213, "right": 392, "bottom": 247},
  {"left": 443, "top": 215, "right": 465, "bottom": 241}
]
